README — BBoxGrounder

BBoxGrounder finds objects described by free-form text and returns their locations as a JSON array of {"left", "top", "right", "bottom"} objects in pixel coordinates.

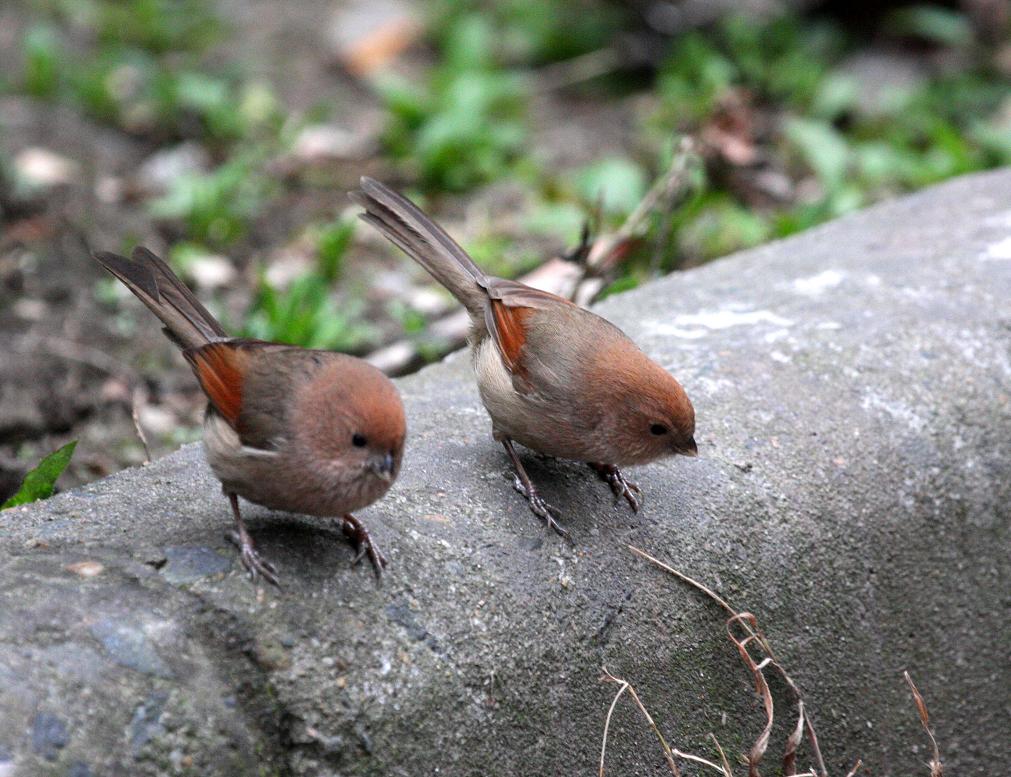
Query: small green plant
[
  {"left": 380, "top": 13, "right": 527, "bottom": 190},
  {"left": 22, "top": 25, "right": 61, "bottom": 97},
  {"left": 93, "top": 0, "right": 223, "bottom": 54},
  {"left": 242, "top": 273, "right": 373, "bottom": 352},
  {"left": 241, "top": 220, "right": 372, "bottom": 352},
  {"left": 645, "top": 10, "right": 1011, "bottom": 267},
  {"left": 149, "top": 153, "right": 275, "bottom": 247},
  {"left": 573, "top": 157, "right": 649, "bottom": 222},
  {"left": 316, "top": 218, "right": 356, "bottom": 283},
  {"left": 430, "top": 0, "right": 627, "bottom": 64},
  {"left": 17, "top": 0, "right": 278, "bottom": 145},
  {"left": 2, "top": 441, "right": 77, "bottom": 510}
]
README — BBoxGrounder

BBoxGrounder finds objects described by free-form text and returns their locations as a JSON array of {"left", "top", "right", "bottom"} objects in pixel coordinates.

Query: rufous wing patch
[
  {"left": 184, "top": 342, "right": 247, "bottom": 426},
  {"left": 489, "top": 299, "right": 534, "bottom": 377}
]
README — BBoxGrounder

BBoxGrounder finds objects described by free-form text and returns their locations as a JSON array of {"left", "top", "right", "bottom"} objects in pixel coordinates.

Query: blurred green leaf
[
  {"left": 22, "top": 25, "right": 61, "bottom": 97},
  {"left": 597, "top": 274, "right": 639, "bottom": 300},
  {"left": 2, "top": 442, "right": 77, "bottom": 510},
  {"left": 380, "top": 10, "right": 528, "bottom": 190},
  {"left": 810, "top": 72, "right": 858, "bottom": 120},
  {"left": 317, "top": 219, "right": 356, "bottom": 283},
  {"left": 885, "top": 6, "right": 974, "bottom": 47},
  {"left": 243, "top": 273, "right": 374, "bottom": 352},
  {"left": 784, "top": 116, "right": 851, "bottom": 191},
  {"left": 96, "top": 0, "right": 222, "bottom": 54},
  {"left": 679, "top": 196, "right": 771, "bottom": 259},
  {"left": 149, "top": 154, "right": 273, "bottom": 246},
  {"left": 574, "top": 157, "right": 648, "bottom": 218},
  {"left": 656, "top": 34, "right": 736, "bottom": 124},
  {"left": 522, "top": 200, "right": 586, "bottom": 246}
]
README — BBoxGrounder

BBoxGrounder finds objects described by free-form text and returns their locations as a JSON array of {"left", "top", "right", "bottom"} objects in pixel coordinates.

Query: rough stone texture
[{"left": 2, "top": 170, "right": 1010, "bottom": 776}]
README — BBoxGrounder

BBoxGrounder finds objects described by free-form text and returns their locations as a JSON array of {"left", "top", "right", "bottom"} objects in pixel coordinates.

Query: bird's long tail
[
  {"left": 351, "top": 177, "right": 489, "bottom": 319},
  {"left": 93, "top": 247, "right": 227, "bottom": 351}
]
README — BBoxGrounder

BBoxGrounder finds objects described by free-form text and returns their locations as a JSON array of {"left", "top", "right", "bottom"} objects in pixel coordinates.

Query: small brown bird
[
  {"left": 94, "top": 248, "right": 405, "bottom": 584},
  {"left": 352, "top": 178, "right": 695, "bottom": 536}
]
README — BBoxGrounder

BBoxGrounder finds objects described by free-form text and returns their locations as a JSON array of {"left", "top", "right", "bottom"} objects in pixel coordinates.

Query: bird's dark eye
[
  {"left": 650, "top": 424, "right": 669, "bottom": 436},
  {"left": 352, "top": 433, "right": 367, "bottom": 448}
]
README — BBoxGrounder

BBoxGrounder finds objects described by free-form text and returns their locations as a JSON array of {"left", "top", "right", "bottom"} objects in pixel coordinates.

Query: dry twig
[
  {"left": 904, "top": 672, "right": 942, "bottom": 776},
  {"left": 600, "top": 668, "right": 682, "bottom": 776},
  {"left": 600, "top": 669, "right": 735, "bottom": 777},
  {"left": 598, "top": 672, "right": 630, "bottom": 777},
  {"left": 709, "top": 733, "right": 734, "bottom": 777},
  {"left": 131, "top": 385, "right": 152, "bottom": 464},
  {"left": 783, "top": 701, "right": 806, "bottom": 776},
  {"left": 573, "top": 137, "right": 696, "bottom": 305}
]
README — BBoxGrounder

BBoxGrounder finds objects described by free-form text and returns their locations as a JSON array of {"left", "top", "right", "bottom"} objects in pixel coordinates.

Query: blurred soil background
[{"left": 1, "top": 0, "right": 1009, "bottom": 499}]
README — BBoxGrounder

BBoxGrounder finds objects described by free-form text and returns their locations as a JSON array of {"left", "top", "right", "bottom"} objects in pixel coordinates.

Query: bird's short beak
[
  {"left": 369, "top": 452, "right": 396, "bottom": 481},
  {"left": 681, "top": 437, "right": 698, "bottom": 457}
]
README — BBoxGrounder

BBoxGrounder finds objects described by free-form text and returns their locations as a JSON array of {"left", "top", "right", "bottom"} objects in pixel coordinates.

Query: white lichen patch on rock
[
  {"left": 980, "top": 235, "right": 1011, "bottom": 261},
  {"left": 648, "top": 306, "right": 795, "bottom": 339},
  {"left": 790, "top": 269, "right": 845, "bottom": 296}
]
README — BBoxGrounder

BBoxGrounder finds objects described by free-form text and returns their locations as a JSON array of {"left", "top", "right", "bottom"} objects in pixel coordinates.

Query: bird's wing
[
  {"left": 480, "top": 279, "right": 579, "bottom": 390},
  {"left": 184, "top": 340, "right": 306, "bottom": 451}
]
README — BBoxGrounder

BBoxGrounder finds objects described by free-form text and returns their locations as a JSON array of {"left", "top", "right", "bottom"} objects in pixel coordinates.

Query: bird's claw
[
  {"left": 593, "top": 464, "right": 642, "bottom": 512},
  {"left": 227, "top": 530, "right": 281, "bottom": 587},
  {"left": 513, "top": 475, "right": 570, "bottom": 538},
  {"left": 342, "top": 518, "right": 387, "bottom": 579}
]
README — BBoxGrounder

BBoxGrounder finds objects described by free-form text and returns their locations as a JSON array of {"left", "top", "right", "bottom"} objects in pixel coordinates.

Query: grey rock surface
[{"left": 2, "top": 170, "right": 1010, "bottom": 776}]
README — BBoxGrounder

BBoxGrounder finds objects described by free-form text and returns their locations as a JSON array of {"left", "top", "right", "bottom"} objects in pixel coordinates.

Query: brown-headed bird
[
  {"left": 94, "top": 248, "right": 405, "bottom": 584},
  {"left": 352, "top": 178, "right": 695, "bottom": 536}
]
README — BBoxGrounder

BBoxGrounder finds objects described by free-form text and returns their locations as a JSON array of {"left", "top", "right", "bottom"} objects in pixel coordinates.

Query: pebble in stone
[
  {"left": 129, "top": 691, "right": 169, "bottom": 754},
  {"left": 31, "top": 712, "right": 68, "bottom": 761},
  {"left": 0, "top": 746, "right": 13, "bottom": 777},
  {"left": 89, "top": 618, "right": 173, "bottom": 679},
  {"left": 161, "top": 546, "right": 232, "bottom": 585}
]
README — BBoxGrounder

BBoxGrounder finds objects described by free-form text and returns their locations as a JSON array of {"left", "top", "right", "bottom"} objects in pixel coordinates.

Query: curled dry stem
[
  {"left": 628, "top": 544, "right": 830, "bottom": 777},
  {"left": 727, "top": 613, "right": 774, "bottom": 776}
]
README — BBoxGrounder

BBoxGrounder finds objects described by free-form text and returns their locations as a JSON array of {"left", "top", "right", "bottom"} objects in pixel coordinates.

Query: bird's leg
[
  {"left": 502, "top": 439, "right": 569, "bottom": 538},
  {"left": 589, "top": 463, "right": 641, "bottom": 513},
  {"left": 225, "top": 492, "right": 280, "bottom": 587},
  {"left": 341, "top": 514, "right": 387, "bottom": 579}
]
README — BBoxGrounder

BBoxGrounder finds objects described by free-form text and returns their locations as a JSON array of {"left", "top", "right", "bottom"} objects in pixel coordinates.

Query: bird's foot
[
  {"left": 512, "top": 475, "right": 570, "bottom": 538},
  {"left": 227, "top": 530, "right": 281, "bottom": 587},
  {"left": 590, "top": 464, "right": 642, "bottom": 512},
  {"left": 342, "top": 515, "right": 387, "bottom": 580}
]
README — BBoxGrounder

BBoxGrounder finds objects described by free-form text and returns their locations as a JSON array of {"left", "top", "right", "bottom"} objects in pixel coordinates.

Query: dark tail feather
[
  {"left": 351, "top": 177, "right": 489, "bottom": 319},
  {"left": 93, "top": 247, "right": 227, "bottom": 350}
]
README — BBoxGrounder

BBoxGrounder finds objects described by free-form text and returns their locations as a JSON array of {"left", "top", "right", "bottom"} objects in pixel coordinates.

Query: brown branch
[{"left": 573, "top": 137, "right": 697, "bottom": 305}]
